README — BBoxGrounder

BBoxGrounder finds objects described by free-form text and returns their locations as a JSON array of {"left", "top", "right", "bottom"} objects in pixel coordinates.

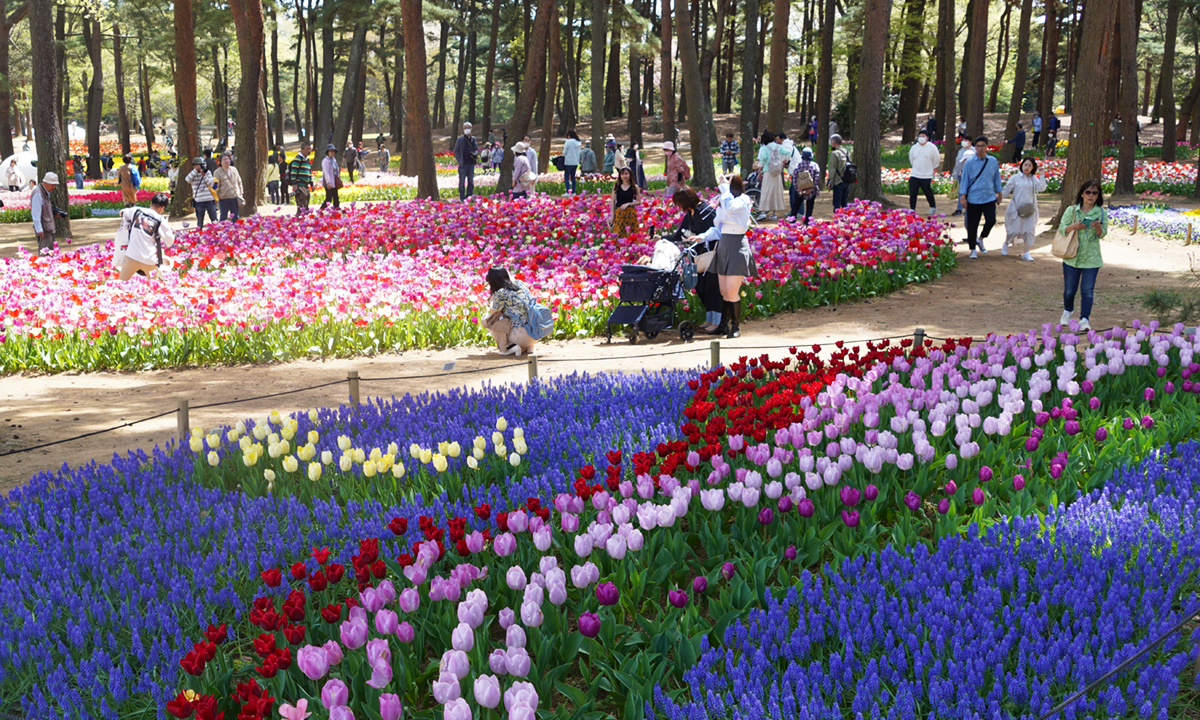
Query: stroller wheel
[
  {"left": 627, "top": 328, "right": 639, "bottom": 345},
  {"left": 605, "top": 326, "right": 614, "bottom": 344},
  {"left": 644, "top": 331, "right": 659, "bottom": 340},
  {"left": 678, "top": 321, "right": 696, "bottom": 342}
]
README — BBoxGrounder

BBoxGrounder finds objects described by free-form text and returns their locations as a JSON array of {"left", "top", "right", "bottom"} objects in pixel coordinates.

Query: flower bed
[
  {"left": 0, "top": 188, "right": 161, "bottom": 223},
  {"left": 1108, "top": 204, "right": 1198, "bottom": 242},
  {"left": 882, "top": 159, "right": 1200, "bottom": 196},
  {"left": 2, "top": 322, "right": 1199, "bottom": 719},
  {"left": 0, "top": 198, "right": 953, "bottom": 373}
]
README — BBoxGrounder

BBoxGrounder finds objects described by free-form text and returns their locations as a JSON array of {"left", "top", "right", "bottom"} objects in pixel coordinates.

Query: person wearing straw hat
[
  {"left": 30, "top": 172, "right": 63, "bottom": 255},
  {"left": 511, "top": 142, "right": 535, "bottom": 199},
  {"left": 321, "top": 144, "right": 342, "bottom": 209}
]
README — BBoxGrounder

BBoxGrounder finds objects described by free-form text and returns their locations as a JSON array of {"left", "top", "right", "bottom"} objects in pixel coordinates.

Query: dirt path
[{"left": 3, "top": 191, "right": 1196, "bottom": 492}]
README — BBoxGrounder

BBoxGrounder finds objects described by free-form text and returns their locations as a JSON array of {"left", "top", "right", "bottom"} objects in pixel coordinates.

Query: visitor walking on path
[
  {"left": 827, "top": 135, "right": 851, "bottom": 211},
  {"left": 610, "top": 167, "right": 642, "bottom": 238},
  {"left": 699, "top": 173, "right": 757, "bottom": 339},
  {"left": 789, "top": 147, "right": 820, "bottom": 224},
  {"left": 289, "top": 143, "right": 314, "bottom": 216},
  {"left": 511, "top": 142, "right": 535, "bottom": 199},
  {"left": 1032, "top": 114, "right": 1042, "bottom": 147},
  {"left": 627, "top": 145, "right": 646, "bottom": 189},
  {"left": 908, "top": 130, "right": 941, "bottom": 214},
  {"left": 30, "top": 173, "right": 61, "bottom": 255},
  {"left": 522, "top": 135, "right": 538, "bottom": 175},
  {"left": 214, "top": 154, "right": 244, "bottom": 222},
  {"left": 1000, "top": 158, "right": 1047, "bottom": 261},
  {"left": 756, "top": 132, "right": 788, "bottom": 221},
  {"left": 1005, "top": 123, "right": 1026, "bottom": 163},
  {"left": 663, "top": 141, "right": 691, "bottom": 196},
  {"left": 958, "top": 136, "right": 1004, "bottom": 259},
  {"left": 265, "top": 154, "right": 281, "bottom": 204},
  {"left": 1059, "top": 180, "right": 1108, "bottom": 332},
  {"left": 562, "top": 131, "right": 581, "bottom": 194},
  {"left": 322, "top": 145, "right": 342, "bottom": 210},
  {"left": 454, "top": 122, "right": 479, "bottom": 201},
  {"left": 951, "top": 138, "right": 972, "bottom": 216},
  {"left": 185, "top": 158, "right": 218, "bottom": 229},
  {"left": 924, "top": 114, "right": 939, "bottom": 142},
  {"left": 343, "top": 144, "right": 358, "bottom": 184},
  {"left": 118, "top": 155, "right": 140, "bottom": 208},
  {"left": 720, "top": 133, "right": 739, "bottom": 174},
  {"left": 579, "top": 138, "right": 598, "bottom": 175},
  {"left": 377, "top": 145, "right": 391, "bottom": 174},
  {"left": 277, "top": 148, "right": 291, "bottom": 204},
  {"left": 491, "top": 144, "right": 506, "bottom": 174}
]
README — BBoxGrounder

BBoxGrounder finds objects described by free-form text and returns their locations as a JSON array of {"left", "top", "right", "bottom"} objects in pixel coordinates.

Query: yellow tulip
[
  {"left": 353, "top": 447, "right": 366, "bottom": 464},
  {"left": 513, "top": 427, "right": 525, "bottom": 440},
  {"left": 496, "top": 416, "right": 508, "bottom": 431},
  {"left": 409, "top": 443, "right": 422, "bottom": 458},
  {"left": 339, "top": 454, "right": 354, "bottom": 472},
  {"left": 387, "top": 442, "right": 399, "bottom": 456},
  {"left": 283, "top": 455, "right": 299, "bottom": 473},
  {"left": 278, "top": 439, "right": 291, "bottom": 456},
  {"left": 239, "top": 436, "right": 253, "bottom": 452},
  {"left": 281, "top": 425, "right": 296, "bottom": 441},
  {"left": 242, "top": 450, "right": 259, "bottom": 467},
  {"left": 509, "top": 452, "right": 521, "bottom": 467},
  {"left": 308, "top": 408, "right": 319, "bottom": 422},
  {"left": 252, "top": 424, "right": 269, "bottom": 441},
  {"left": 447, "top": 441, "right": 461, "bottom": 458},
  {"left": 190, "top": 426, "right": 204, "bottom": 439},
  {"left": 437, "top": 441, "right": 450, "bottom": 456},
  {"left": 338, "top": 435, "right": 353, "bottom": 451},
  {"left": 268, "top": 442, "right": 282, "bottom": 459},
  {"left": 226, "top": 428, "right": 240, "bottom": 443},
  {"left": 473, "top": 447, "right": 485, "bottom": 460},
  {"left": 321, "top": 450, "right": 333, "bottom": 465},
  {"left": 206, "top": 433, "right": 221, "bottom": 450},
  {"left": 419, "top": 448, "right": 432, "bottom": 465},
  {"left": 432, "top": 453, "right": 448, "bottom": 473},
  {"left": 189, "top": 436, "right": 204, "bottom": 453},
  {"left": 378, "top": 454, "right": 394, "bottom": 472},
  {"left": 514, "top": 439, "right": 528, "bottom": 455},
  {"left": 492, "top": 431, "right": 504, "bottom": 447},
  {"left": 363, "top": 460, "right": 378, "bottom": 478},
  {"left": 467, "top": 456, "right": 479, "bottom": 470},
  {"left": 268, "top": 432, "right": 280, "bottom": 447},
  {"left": 269, "top": 410, "right": 282, "bottom": 426},
  {"left": 308, "top": 462, "right": 322, "bottom": 482},
  {"left": 264, "top": 469, "right": 276, "bottom": 482},
  {"left": 308, "top": 430, "right": 320, "bottom": 445},
  {"left": 495, "top": 444, "right": 507, "bottom": 459},
  {"left": 473, "top": 436, "right": 487, "bottom": 451},
  {"left": 392, "top": 462, "right": 406, "bottom": 479},
  {"left": 370, "top": 448, "right": 383, "bottom": 462},
  {"left": 207, "top": 451, "right": 220, "bottom": 467},
  {"left": 235, "top": 420, "right": 247, "bottom": 435}
]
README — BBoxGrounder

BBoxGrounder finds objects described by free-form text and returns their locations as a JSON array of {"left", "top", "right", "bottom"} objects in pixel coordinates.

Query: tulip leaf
[
  {"left": 559, "top": 631, "right": 584, "bottom": 664},
  {"left": 555, "top": 680, "right": 588, "bottom": 708}
]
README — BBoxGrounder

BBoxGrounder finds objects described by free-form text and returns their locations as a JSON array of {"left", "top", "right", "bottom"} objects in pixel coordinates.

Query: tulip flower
[
  {"left": 721, "top": 562, "right": 736, "bottom": 581},
  {"left": 972, "top": 488, "right": 985, "bottom": 505},
  {"left": 668, "top": 589, "right": 689, "bottom": 608},
  {"left": 864, "top": 484, "right": 879, "bottom": 501},
  {"left": 473, "top": 675, "right": 502, "bottom": 709},
  {"left": 443, "top": 699, "right": 471, "bottom": 720},
  {"left": 340, "top": 607, "right": 368, "bottom": 650},
  {"left": 297, "top": 645, "right": 330, "bottom": 681},
  {"left": 379, "top": 694, "right": 403, "bottom": 720},
  {"left": 451, "top": 622, "right": 474, "bottom": 652},
  {"left": 904, "top": 490, "right": 921, "bottom": 512},
  {"left": 506, "top": 646, "right": 532, "bottom": 677},
  {"left": 1013, "top": 474, "right": 1026, "bottom": 491},
  {"left": 784, "top": 545, "right": 798, "bottom": 560},
  {"left": 322, "top": 678, "right": 349, "bottom": 708},
  {"left": 841, "top": 510, "right": 860, "bottom": 528},
  {"left": 596, "top": 582, "right": 620, "bottom": 606},
  {"left": 978, "top": 466, "right": 993, "bottom": 483},
  {"left": 330, "top": 708, "right": 356, "bottom": 720},
  {"left": 757, "top": 507, "right": 774, "bottom": 525},
  {"left": 937, "top": 498, "right": 950, "bottom": 514},
  {"left": 797, "top": 498, "right": 815, "bottom": 517},
  {"left": 578, "top": 611, "right": 601, "bottom": 638},
  {"left": 280, "top": 699, "right": 313, "bottom": 720},
  {"left": 693, "top": 576, "right": 708, "bottom": 594},
  {"left": 488, "top": 648, "right": 509, "bottom": 675}
]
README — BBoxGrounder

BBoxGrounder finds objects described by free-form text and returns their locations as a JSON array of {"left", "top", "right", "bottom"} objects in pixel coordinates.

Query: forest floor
[{"left": 3, "top": 187, "right": 1198, "bottom": 492}]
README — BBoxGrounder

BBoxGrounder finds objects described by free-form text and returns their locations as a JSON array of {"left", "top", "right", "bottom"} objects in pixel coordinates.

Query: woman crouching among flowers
[{"left": 484, "top": 266, "right": 539, "bottom": 356}]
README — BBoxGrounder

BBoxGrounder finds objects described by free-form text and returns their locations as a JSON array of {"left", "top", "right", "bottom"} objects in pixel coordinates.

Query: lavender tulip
[
  {"left": 297, "top": 644, "right": 330, "bottom": 680},
  {"left": 443, "top": 698, "right": 471, "bottom": 720},
  {"left": 379, "top": 694, "right": 403, "bottom": 720},
  {"left": 473, "top": 675, "right": 502, "bottom": 709},
  {"left": 322, "top": 678, "right": 349, "bottom": 708}
]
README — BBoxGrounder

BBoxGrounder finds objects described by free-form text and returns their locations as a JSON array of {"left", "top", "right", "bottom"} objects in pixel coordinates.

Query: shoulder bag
[
  {"left": 1051, "top": 207, "right": 1079, "bottom": 259},
  {"left": 793, "top": 162, "right": 815, "bottom": 193}
]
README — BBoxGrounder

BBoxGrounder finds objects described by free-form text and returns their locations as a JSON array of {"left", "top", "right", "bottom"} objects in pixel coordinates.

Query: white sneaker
[
  {"left": 1021, "top": 252, "right": 1034, "bottom": 261},
  {"left": 969, "top": 250, "right": 978, "bottom": 259},
  {"left": 1079, "top": 319, "right": 1091, "bottom": 331},
  {"left": 1001, "top": 244, "right": 1008, "bottom": 256},
  {"left": 978, "top": 240, "right": 988, "bottom": 254},
  {"left": 1060, "top": 310, "right": 1073, "bottom": 325},
  {"left": 514, "top": 345, "right": 524, "bottom": 357}
]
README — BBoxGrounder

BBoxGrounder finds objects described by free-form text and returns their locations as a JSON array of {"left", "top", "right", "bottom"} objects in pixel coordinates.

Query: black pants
[
  {"left": 908, "top": 177, "right": 936, "bottom": 210},
  {"left": 323, "top": 185, "right": 340, "bottom": 209},
  {"left": 964, "top": 201, "right": 996, "bottom": 250},
  {"left": 459, "top": 166, "right": 475, "bottom": 200},
  {"left": 1032, "top": 130, "right": 1040, "bottom": 147},
  {"left": 831, "top": 182, "right": 850, "bottom": 210}
]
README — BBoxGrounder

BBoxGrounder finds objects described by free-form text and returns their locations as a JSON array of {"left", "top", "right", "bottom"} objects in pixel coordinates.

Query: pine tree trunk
[
  {"left": 765, "top": 0, "right": 790, "bottom": 132},
  {"left": 229, "top": 0, "right": 268, "bottom": 215},
  {"left": 483, "top": 0, "right": 501, "bottom": 139},
  {"left": 1004, "top": 0, "right": 1033, "bottom": 142},
  {"left": 214, "top": 46, "right": 227, "bottom": 145},
  {"left": 1062, "top": 2, "right": 1075, "bottom": 112},
  {"left": 391, "top": 15, "right": 404, "bottom": 150},
  {"left": 55, "top": 7, "right": 65, "bottom": 140},
  {"left": 628, "top": 31, "right": 642, "bottom": 146},
  {"left": 353, "top": 61, "right": 366, "bottom": 144},
  {"left": 987, "top": 2, "right": 1011, "bottom": 114},
  {"left": 271, "top": 7, "right": 285, "bottom": 142},
  {"left": 468, "top": 1, "right": 478, "bottom": 123},
  {"left": 84, "top": 20, "right": 103, "bottom": 178},
  {"left": 1055, "top": 0, "right": 1116, "bottom": 222},
  {"left": 402, "top": 0, "right": 438, "bottom": 196},
  {"left": 675, "top": 0, "right": 716, "bottom": 188},
  {"left": 1160, "top": 0, "right": 1180, "bottom": 161},
  {"left": 591, "top": 0, "right": 607, "bottom": 157},
  {"left": 964, "top": 0, "right": 987, "bottom": 137},
  {"left": 739, "top": 0, "right": 757, "bottom": 170},
  {"left": 1177, "top": 59, "right": 1200, "bottom": 142},
  {"left": 113, "top": 25, "right": 131, "bottom": 155},
  {"left": 897, "top": 0, "right": 926, "bottom": 144},
  {"left": 853, "top": 0, "right": 888, "bottom": 203},
  {"left": 316, "top": 18, "right": 335, "bottom": 147},
  {"left": 941, "top": 0, "right": 956, "bottom": 171},
  {"left": 540, "top": 3, "right": 562, "bottom": 171},
  {"left": 433, "top": 21, "right": 450, "bottom": 129},
  {"left": 1114, "top": 0, "right": 1137, "bottom": 195},
  {"left": 332, "top": 21, "right": 370, "bottom": 151},
  {"left": 1039, "top": 0, "right": 1059, "bottom": 123},
  {"left": 558, "top": 8, "right": 578, "bottom": 134},
  {"left": 660, "top": 0, "right": 674, "bottom": 145},
  {"left": 499, "top": 0, "right": 555, "bottom": 190},
  {"left": 0, "top": 0, "right": 19, "bottom": 160},
  {"left": 453, "top": 24, "right": 469, "bottom": 130},
  {"left": 816, "top": 0, "right": 835, "bottom": 178},
  {"left": 30, "top": 0, "right": 69, "bottom": 237},
  {"left": 1141, "top": 62, "right": 1152, "bottom": 116},
  {"left": 139, "top": 50, "right": 156, "bottom": 149},
  {"left": 170, "top": 0, "right": 200, "bottom": 216},
  {"left": 293, "top": 1, "right": 304, "bottom": 136},
  {"left": 605, "top": 0, "right": 623, "bottom": 119},
  {"left": 701, "top": 0, "right": 727, "bottom": 116},
  {"left": 753, "top": 13, "right": 767, "bottom": 132}
]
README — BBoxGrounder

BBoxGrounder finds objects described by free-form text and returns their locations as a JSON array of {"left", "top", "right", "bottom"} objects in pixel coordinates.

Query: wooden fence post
[
  {"left": 347, "top": 370, "right": 360, "bottom": 406},
  {"left": 177, "top": 399, "right": 189, "bottom": 438},
  {"left": 914, "top": 327, "right": 926, "bottom": 349},
  {"left": 711, "top": 340, "right": 721, "bottom": 368},
  {"left": 527, "top": 356, "right": 539, "bottom": 381}
]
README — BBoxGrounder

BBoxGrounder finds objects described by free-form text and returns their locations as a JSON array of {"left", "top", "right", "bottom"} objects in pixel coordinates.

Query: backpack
[
  {"left": 526, "top": 302, "right": 555, "bottom": 340},
  {"left": 840, "top": 150, "right": 858, "bottom": 184},
  {"left": 768, "top": 146, "right": 784, "bottom": 175}
]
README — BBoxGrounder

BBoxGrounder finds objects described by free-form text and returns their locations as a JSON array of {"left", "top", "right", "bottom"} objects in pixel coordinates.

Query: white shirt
[
  {"left": 700, "top": 183, "right": 754, "bottom": 240},
  {"left": 908, "top": 141, "right": 942, "bottom": 179},
  {"left": 117, "top": 206, "right": 175, "bottom": 267},
  {"left": 525, "top": 147, "right": 538, "bottom": 174}
]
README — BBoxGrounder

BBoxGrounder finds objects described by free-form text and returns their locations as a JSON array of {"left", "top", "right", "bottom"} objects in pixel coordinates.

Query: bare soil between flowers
[{"left": 3, "top": 192, "right": 1199, "bottom": 494}]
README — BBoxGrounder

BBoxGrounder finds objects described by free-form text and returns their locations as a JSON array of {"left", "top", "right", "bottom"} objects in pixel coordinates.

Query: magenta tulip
[
  {"left": 578, "top": 611, "right": 601, "bottom": 638},
  {"left": 668, "top": 589, "right": 688, "bottom": 608},
  {"left": 595, "top": 582, "right": 619, "bottom": 606},
  {"left": 693, "top": 576, "right": 708, "bottom": 594}
]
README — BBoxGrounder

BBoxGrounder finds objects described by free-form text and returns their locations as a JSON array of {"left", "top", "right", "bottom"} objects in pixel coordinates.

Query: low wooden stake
[
  {"left": 1132, "top": 215, "right": 1138, "bottom": 234},
  {"left": 347, "top": 370, "right": 360, "bottom": 406},
  {"left": 177, "top": 399, "right": 189, "bottom": 438},
  {"left": 711, "top": 340, "right": 721, "bottom": 368},
  {"left": 527, "top": 355, "right": 538, "bottom": 381},
  {"left": 914, "top": 327, "right": 926, "bottom": 349}
]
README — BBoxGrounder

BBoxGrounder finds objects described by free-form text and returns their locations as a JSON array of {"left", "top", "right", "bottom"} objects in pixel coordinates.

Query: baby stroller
[
  {"left": 743, "top": 169, "right": 763, "bottom": 210},
  {"left": 605, "top": 240, "right": 700, "bottom": 344}
]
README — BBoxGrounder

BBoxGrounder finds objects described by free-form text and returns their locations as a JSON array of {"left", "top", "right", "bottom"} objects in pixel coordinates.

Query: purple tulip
[
  {"left": 493, "top": 532, "right": 516, "bottom": 557},
  {"left": 1123, "top": 417, "right": 1135, "bottom": 430},
  {"left": 864, "top": 484, "right": 878, "bottom": 501},
  {"left": 330, "top": 708, "right": 356, "bottom": 720},
  {"left": 972, "top": 488, "right": 985, "bottom": 505},
  {"left": 668, "top": 589, "right": 689, "bottom": 608},
  {"left": 323, "top": 640, "right": 344, "bottom": 665},
  {"left": 1034, "top": 411, "right": 1050, "bottom": 427},
  {"left": 903, "top": 490, "right": 921, "bottom": 512},
  {"left": 1166, "top": 381, "right": 1175, "bottom": 394},
  {"left": 937, "top": 498, "right": 950, "bottom": 514},
  {"left": 1081, "top": 380, "right": 1094, "bottom": 393},
  {"left": 721, "top": 562, "right": 736, "bottom": 581},
  {"left": 1156, "top": 367, "right": 1167, "bottom": 378},
  {"left": 1089, "top": 396, "right": 1101, "bottom": 410},
  {"left": 396, "top": 621, "right": 415, "bottom": 643},
  {"left": 340, "top": 607, "right": 368, "bottom": 650},
  {"left": 379, "top": 694, "right": 403, "bottom": 720},
  {"left": 1050, "top": 407, "right": 1062, "bottom": 420},
  {"left": 1050, "top": 463, "right": 1064, "bottom": 480},
  {"left": 443, "top": 698, "right": 471, "bottom": 720},
  {"left": 398, "top": 588, "right": 420, "bottom": 613},
  {"left": 1095, "top": 426, "right": 1108, "bottom": 442},
  {"left": 473, "top": 675, "right": 501, "bottom": 710},
  {"left": 1025, "top": 437, "right": 1040, "bottom": 452},
  {"left": 1065, "top": 420, "right": 1080, "bottom": 436},
  {"left": 784, "top": 545, "right": 798, "bottom": 560},
  {"left": 693, "top": 576, "right": 708, "bottom": 594},
  {"left": 840, "top": 509, "right": 860, "bottom": 528},
  {"left": 595, "top": 582, "right": 619, "bottom": 606},
  {"left": 322, "top": 678, "right": 349, "bottom": 709},
  {"left": 1013, "top": 474, "right": 1026, "bottom": 491},
  {"left": 945, "top": 480, "right": 957, "bottom": 495},
  {"left": 297, "top": 644, "right": 330, "bottom": 680},
  {"left": 1142, "top": 415, "right": 1155, "bottom": 429},
  {"left": 578, "top": 611, "right": 601, "bottom": 638},
  {"left": 1145, "top": 387, "right": 1156, "bottom": 402},
  {"left": 757, "top": 507, "right": 774, "bottom": 525},
  {"left": 797, "top": 498, "right": 815, "bottom": 517},
  {"left": 375, "top": 609, "right": 399, "bottom": 637},
  {"left": 978, "top": 466, "right": 992, "bottom": 483},
  {"left": 777, "top": 495, "right": 793, "bottom": 513},
  {"left": 839, "top": 487, "right": 861, "bottom": 507}
]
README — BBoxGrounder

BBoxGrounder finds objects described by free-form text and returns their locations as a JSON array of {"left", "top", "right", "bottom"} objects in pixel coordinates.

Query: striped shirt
[{"left": 289, "top": 154, "right": 313, "bottom": 188}]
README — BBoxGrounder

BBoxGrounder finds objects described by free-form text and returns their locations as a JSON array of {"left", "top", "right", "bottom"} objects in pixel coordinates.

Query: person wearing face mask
[
  {"left": 908, "top": 130, "right": 941, "bottom": 215},
  {"left": 454, "top": 122, "right": 479, "bottom": 200},
  {"left": 957, "top": 136, "right": 1003, "bottom": 259},
  {"left": 950, "top": 138, "right": 973, "bottom": 217}
]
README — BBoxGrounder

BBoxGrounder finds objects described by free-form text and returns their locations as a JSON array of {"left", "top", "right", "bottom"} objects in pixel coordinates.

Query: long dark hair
[
  {"left": 1074, "top": 179, "right": 1103, "bottom": 208},
  {"left": 614, "top": 167, "right": 634, "bottom": 189},
  {"left": 486, "top": 266, "right": 519, "bottom": 295}
]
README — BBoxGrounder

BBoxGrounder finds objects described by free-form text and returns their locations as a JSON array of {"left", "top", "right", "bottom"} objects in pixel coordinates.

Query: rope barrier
[
  {"left": 190, "top": 378, "right": 350, "bottom": 410},
  {"left": 0, "top": 408, "right": 178, "bottom": 459}
]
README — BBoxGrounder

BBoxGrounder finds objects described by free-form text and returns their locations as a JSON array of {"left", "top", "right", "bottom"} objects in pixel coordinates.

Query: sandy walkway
[{"left": 3, "top": 189, "right": 1197, "bottom": 493}]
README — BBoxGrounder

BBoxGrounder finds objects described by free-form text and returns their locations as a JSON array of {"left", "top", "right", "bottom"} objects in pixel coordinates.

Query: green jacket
[{"left": 828, "top": 147, "right": 850, "bottom": 185}]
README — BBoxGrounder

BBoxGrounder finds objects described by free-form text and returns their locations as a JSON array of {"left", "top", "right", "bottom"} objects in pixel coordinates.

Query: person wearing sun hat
[
  {"left": 321, "top": 144, "right": 342, "bottom": 210},
  {"left": 30, "top": 172, "right": 61, "bottom": 254},
  {"left": 511, "top": 141, "right": 535, "bottom": 199},
  {"left": 663, "top": 141, "right": 690, "bottom": 197}
]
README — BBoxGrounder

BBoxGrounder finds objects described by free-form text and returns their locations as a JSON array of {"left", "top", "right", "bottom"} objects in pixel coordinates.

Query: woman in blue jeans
[{"left": 1059, "top": 179, "right": 1108, "bottom": 332}]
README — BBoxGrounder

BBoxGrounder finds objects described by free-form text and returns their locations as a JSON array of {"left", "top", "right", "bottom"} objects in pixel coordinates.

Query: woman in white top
[
  {"left": 1000, "top": 157, "right": 1048, "bottom": 261},
  {"left": 6, "top": 159, "right": 22, "bottom": 191},
  {"left": 951, "top": 139, "right": 972, "bottom": 216},
  {"left": 115, "top": 193, "right": 176, "bottom": 280},
  {"left": 321, "top": 144, "right": 341, "bottom": 209},
  {"left": 755, "top": 132, "right": 788, "bottom": 220},
  {"left": 700, "top": 173, "right": 757, "bottom": 338},
  {"left": 511, "top": 142, "right": 534, "bottom": 199}
]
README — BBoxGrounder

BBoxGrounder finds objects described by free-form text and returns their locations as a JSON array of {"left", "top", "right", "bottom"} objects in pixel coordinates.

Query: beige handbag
[
  {"left": 1051, "top": 208, "right": 1079, "bottom": 259},
  {"left": 695, "top": 250, "right": 716, "bottom": 274}
]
